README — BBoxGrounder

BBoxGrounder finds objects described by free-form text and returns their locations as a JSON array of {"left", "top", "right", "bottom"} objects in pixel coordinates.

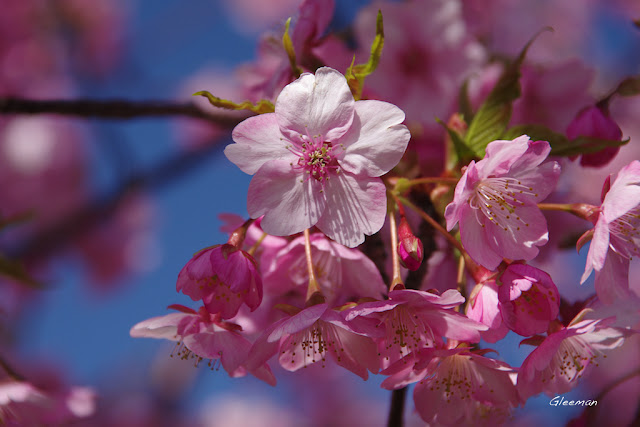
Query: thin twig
[
  {"left": 0, "top": 97, "right": 247, "bottom": 126},
  {"left": 387, "top": 387, "right": 407, "bottom": 427}
]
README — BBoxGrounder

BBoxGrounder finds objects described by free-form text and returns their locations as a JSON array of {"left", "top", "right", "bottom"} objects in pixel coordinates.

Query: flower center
[
  {"left": 470, "top": 177, "right": 537, "bottom": 232},
  {"left": 609, "top": 206, "right": 640, "bottom": 258},
  {"left": 288, "top": 129, "right": 342, "bottom": 184}
]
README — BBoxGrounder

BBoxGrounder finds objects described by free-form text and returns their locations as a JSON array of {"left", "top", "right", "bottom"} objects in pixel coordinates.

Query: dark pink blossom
[
  {"left": 499, "top": 263, "right": 559, "bottom": 336},
  {"left": 176, "top": 244, "right": 262, "bottom": 319},
  {"left": 225, "top": 67, "right": 410, "bottom": 247},
  {"left": 397, "top": 217, "right": 424, "bottom": 271},
  {"left": 445, "top": 135, "right": 561, "bottom": 270},
  {"left": 130, "top": 305, "right": 275, "bottom": 385}
]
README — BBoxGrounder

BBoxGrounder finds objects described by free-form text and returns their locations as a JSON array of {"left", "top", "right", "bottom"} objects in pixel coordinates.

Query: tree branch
[
  {"left": 0, "top": 97, "right": 247, "bottom": 126},
  {"left": 6, "top": 142, "right": 223, "bottom": 262}
]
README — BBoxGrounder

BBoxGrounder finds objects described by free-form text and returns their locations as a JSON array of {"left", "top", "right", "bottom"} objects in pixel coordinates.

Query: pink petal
[
  {"left": 267, "top": 304, "right": 327, "bottom": 342},
  {"left": 339, "top": 100, "right": 410, "bottom": 177},
  {"left": 509, "top": 159, "right": 561, "bottom": 203},
  {"left": 226, "top": 113, "right": 297, "bottom": 174},
  {"left": 248, "top": 160, "right": 326, "bottom": 236},
  {"left": 602, "top": 160, "right": 640, "bottom": 223},
  {"left": 129, "top": 313, "right": 185, "bottom": 340},
  {"left": 581, "top": 217, "right": 610, "bottom": 283},
  {"left": 458, "top": 206, "right": 503, "bottom": 270},
  {"left": 315, "top": 173, "right": 386, "bottom": 247},
  {"left": 476, "top": 135, "right": 531, "bottom": 178},
  {"left": 594, "top": 250, "right": 631, "bottom": 305},
  {"left": 275, "top": 67, "right": 354, "bottom": 142},
  {"left": 445, "top": 161, "right": 478, "bottom": 230}
]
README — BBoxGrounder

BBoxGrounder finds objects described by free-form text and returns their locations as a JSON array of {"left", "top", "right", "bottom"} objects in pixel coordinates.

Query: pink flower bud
[
  {"left": 397, "top": 218, "right": 424, "bottom": 271},
  {"left": 566, "top": 105, "right": 623, "bottom": 167}
]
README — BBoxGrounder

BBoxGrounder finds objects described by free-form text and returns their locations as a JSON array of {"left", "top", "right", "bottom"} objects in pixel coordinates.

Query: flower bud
[
  {"left": 566, "top": 105, "right": 622, "bottom": 167},
  {"left": 397, "top": 218, "right": 424, "bottom": 271}
]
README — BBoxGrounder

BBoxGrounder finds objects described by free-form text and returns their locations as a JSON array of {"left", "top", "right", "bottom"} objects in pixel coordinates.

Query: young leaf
[
  {"left": 502, "top": 124, "right": 568, "bottom": 147},
  {"left": 194, "top": 91, "right": 275, "bottom": 114},
  {"left": 465, "top": 28, "right": 552, "bottom": 157},
  {"left": 283, "top": 17, "right": 303, "bottom": 78},
  {"left": 614, "top": 75, "right": 640, "bottom": 97},
  {"left": 345, "top": 10, "right": 384, "bottom": 100}
]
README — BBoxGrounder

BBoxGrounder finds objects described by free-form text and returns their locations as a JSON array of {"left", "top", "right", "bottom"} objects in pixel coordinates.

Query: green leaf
[
  {"left": 550, "top": 135, "right": 630, "bottom": 157},
  {"left": 615, "top": 75, "right": 640, "bottom": 97},
  {"left": 283, "top": 17, "right": 303, "bottom": 78},
  {"left": 465, "top": 27, "right": 552, "bottom": 158},
  {"left": 346, "top": 10, "right": 384, "bottom": 100},
  {"left": 457, "top": 79, "right": 474, "bottom": 124},
  {"left": 194, "top": 91, "right": 275, "bottom": 114}
]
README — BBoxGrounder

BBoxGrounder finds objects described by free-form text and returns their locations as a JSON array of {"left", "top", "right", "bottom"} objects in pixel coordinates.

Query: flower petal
[
  {"left": 275, "top": 67, "right": 354, "bottom": 142},
  {"left": 581, "top": 217, "right": 610, "bottom": 283},
  {"left": 315, "top": 173, "right": 386, "bottom": 247},
  {"left": 602, "top": 160, "right": 640, "bottom": 223},
  {"left": 226, "top": 113, "right": 297, "bottom": 174},
  {"left": 247, "top": 160, "right": 326, "bottom": 236},
  {"left": 339, "top": 100, "right": 410, "bottom": 177},
  {"left": 458, "top": 206, "right": 503, "bottom": 270}
]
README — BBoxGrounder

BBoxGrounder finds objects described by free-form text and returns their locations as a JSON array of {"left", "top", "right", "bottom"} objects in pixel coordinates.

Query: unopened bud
[
  {"left": 397, "top": 218, "right": 424, "bottom": 271},
  {"left": 566, "top": 105, "right": 622, "bottom": 167}
]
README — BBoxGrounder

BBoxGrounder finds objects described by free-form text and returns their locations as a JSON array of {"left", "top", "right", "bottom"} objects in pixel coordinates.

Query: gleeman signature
[{"left": 549, "top": 395, "right": 598, "bottom": 407}]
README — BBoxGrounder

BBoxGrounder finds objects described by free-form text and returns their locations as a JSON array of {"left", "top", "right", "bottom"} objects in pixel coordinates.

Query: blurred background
[{"left": 0, "top": 0, "right": 639, "bottom": 426}]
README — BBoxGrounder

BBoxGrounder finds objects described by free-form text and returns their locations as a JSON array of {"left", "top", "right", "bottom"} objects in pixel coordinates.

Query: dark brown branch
[
  {"left": 387, "top": 387, "right": 407, "bottom": 427},
  {"left": 0, "top": 97, "right": 247, "bottom": 126}
]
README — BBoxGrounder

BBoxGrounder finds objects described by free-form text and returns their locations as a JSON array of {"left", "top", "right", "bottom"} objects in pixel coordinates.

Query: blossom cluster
[{"left": 130, "top": 0, "right": 640, "bottom": 424}]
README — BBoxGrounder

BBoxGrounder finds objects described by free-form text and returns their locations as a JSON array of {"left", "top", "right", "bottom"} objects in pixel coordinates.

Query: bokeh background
[{"left": 1, "top": 0, "right": 639, "bottom": 426}]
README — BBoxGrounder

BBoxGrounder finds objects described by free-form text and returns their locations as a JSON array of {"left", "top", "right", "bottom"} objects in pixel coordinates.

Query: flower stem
[
  {"left": 303, "top": 229, "right": 321, "bottom": 301},
  {"left": 247, "top": 232, "right": 267, "bottom": 256},
  {"left": 388, "top": 207, "right": 404, "bottom": 290},
  {"left": 537, "top": 203, "right": 574, "bottom": 212},
  {"left": 399, "top": 195, "right": 466, "bottom": 256},
  {"left": 407, "top": 177, "right": 459, "bottom": 187},
  {"left": 228, "top": 218, "right": 255, "bottom": 248},
  {"left": 386, "top": 387, "right": 407, "bottom": 427}
]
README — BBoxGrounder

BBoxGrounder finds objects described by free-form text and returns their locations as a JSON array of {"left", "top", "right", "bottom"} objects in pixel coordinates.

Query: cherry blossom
[
  {"left": 581, "top": 160, "right": 640, "bottom": 304},
  {"left": 445, "top": 135, "right": 561, "bottom": 270},
  {"left": 247, "top": 303, "right": 380, "bottom": 379},
  {"left": 381, "top": 347, "right": 519, "bottom": 425},
  {"left": 499, "top": 263, "right": 559, "bottom": 336},
  {"left": 566, "top": 104, "right": 623, "bottom": 167},
  {"left": 262, "top": 232, "right": 386, "bottom": 304},
  {"left": 176, "top": 244, "right": 262, "bottom": 319},
  {"left": 345, "top": 289, "right": 487, "bottom": 368},
  {"left": 517, "top": 316, "right": 629, "bottom": 400},
  {"left": 225, "top": 66, "right": 410, "bottom": 247},
  {"left": 130, "top": 305, "right": 275, "bottom": 385}
]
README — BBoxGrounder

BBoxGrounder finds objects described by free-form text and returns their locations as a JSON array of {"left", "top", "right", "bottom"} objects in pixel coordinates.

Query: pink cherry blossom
[
  {"left": 247, "top": 303, "right": 380, "bottom": 380},
  {"left": 130, "top": 305, "right": 275, "bottom": 385},
  {"left": 0, "top": 378, "right": 95, "bottom": 426},
  {"left": 345, "top": 289, "right": 487, "bottom": 368},
  {"left": 445, "top": 135, "right": 561, "bottom": 270},
  {"left": 580, "top": 160, "right": 640, "bottom": 304},
  {"left": 225, "top": 67, "right": 410, "bottom": 247},
  {"left": 517, "top": 316, "right": 628, "bottom": 400},
  {"left": 176, "top": 244, "right": 262, "bottom": 319},
  {"left": 499, "top": 263, "right": 559, "bottom": 336},
  {"left": 262, "top": 232, "right": 386, "bottom": 304},
  {"left": 566, "top": 104, "right": 623, "bottom": 167},
  {"left": 381, "top": 347, "right": 519, "bottom": 425}
]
